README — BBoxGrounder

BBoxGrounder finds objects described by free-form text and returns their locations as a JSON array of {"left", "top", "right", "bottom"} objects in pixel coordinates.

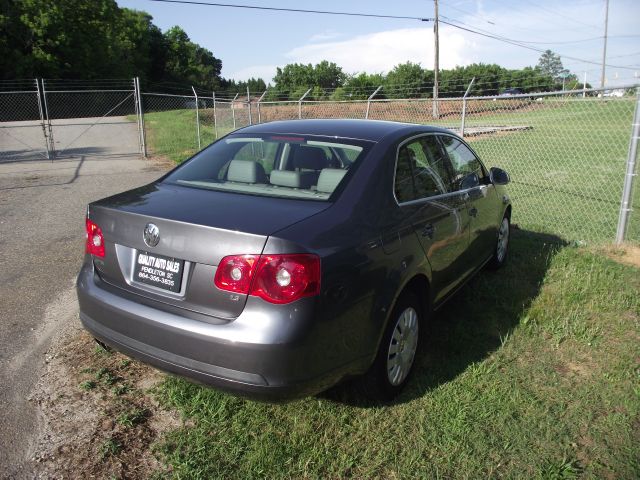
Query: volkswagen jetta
[{"left": 77, "top": 119, "right": 511, "bottom": 400}]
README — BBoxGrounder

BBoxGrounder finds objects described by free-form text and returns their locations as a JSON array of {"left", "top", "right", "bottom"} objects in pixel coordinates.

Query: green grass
[
  {"left": 459, "top": 98, "right": 637, "bottom": 243},
  {"left": 79, "top": 380, "right": 96, "bottom": 391},
  {"left": 152, "top": 230, "right": 639, "bottom": 479},
  {"left": 138, "top": 108, "right": 233, "bottom": 163},
  {"left": 100, "top": 437, "right": 123, "bottom": 459},
  {"left": 117, "top": 407, "right": 148, "bottom": 428},
  {"left": 139, "top": 98, "right": 638, "bottom": 244}
]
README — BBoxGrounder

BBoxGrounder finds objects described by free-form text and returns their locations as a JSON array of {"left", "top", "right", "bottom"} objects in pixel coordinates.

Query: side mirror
[
  {"left": 460, "top": 172, "right": 480, "bottom": 190},
  {"left": 490, "top": 167, "right": 510, "bottom": 185}
]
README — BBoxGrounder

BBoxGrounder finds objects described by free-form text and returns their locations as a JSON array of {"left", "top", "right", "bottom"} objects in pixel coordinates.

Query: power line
[
  {"left": 148, "top": 0, "right": 431, "bottom": 21},
  {"left": 439, "top": 18, "right": 639, "bottom": 70},
  {"left": 439, "top": 3, "right": 638, "bottom": 45},
  {"left": 519, "top": 0, "right": 601, "bottom": 30},
  {"left": 439, "top": 0, "right": 495, "bottom": 24},
  {"left": 147, "top": 0, "right": 639, "bottom": 72}
]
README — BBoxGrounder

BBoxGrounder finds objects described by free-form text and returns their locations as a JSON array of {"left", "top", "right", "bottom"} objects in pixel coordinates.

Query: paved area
[
  {"left": 1, "top": 116, "right": 139, "bottom": 163},
  {"left": 0, "top": 153, "right": 166, "bottom": 477}
]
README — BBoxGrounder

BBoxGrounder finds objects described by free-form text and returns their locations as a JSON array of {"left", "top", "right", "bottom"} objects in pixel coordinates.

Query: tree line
[
  {"left": 1, "top": 1, "right": 583, "bottom": 98},
  {"left": 1, "top": 0, "right": 228, "bottom": 90},
  {"left": 267, "top": 54, "right": 587, "bottom": 101}
]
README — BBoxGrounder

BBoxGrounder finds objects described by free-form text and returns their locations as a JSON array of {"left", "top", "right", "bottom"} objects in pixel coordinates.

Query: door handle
[
  {"left": 469, "top": 207, "right": 478, "bottom": 217},
  {"left": 421, "top": 223, "right": 435, "bottom": 238}
]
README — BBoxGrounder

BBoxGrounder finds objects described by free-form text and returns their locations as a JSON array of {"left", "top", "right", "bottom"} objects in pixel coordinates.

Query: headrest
[
  {"left": 227, "top": 160, "right": 267, "bottom": 183},
  {"left": 292, "top": 147, "right": 328, "bottom": 170},
  {"left": 316, "top": 168, "right": 347, "bottom": 194},
  {"left": 270, "top": 170, "right": 316, "bottom": 189},
  {"left": 270, "top": 170, "right": 303, "bottom": 188}
]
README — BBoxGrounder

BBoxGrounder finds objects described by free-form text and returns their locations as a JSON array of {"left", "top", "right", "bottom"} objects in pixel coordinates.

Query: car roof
[{"left": 233, "top": 119, "right": 453, "bottom": 142}]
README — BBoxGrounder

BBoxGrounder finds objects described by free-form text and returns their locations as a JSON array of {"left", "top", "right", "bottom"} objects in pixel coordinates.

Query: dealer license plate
[{"left": 133, "top": 251, "right": 184, "bottom": 293}]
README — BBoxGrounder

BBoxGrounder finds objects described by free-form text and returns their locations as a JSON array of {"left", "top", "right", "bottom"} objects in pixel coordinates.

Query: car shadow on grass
[{"left": 322, "top": 228, "right": 567, "bottom": 407}]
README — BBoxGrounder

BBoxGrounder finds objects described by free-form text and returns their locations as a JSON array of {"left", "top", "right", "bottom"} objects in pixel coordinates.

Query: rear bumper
[{"left": 77, "top": 262, "right": 368, "bottom": 400}]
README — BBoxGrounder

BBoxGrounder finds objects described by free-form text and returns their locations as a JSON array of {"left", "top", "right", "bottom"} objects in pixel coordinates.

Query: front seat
[{"left": 291, "top": 146, "right": 332, "bottom": 187}]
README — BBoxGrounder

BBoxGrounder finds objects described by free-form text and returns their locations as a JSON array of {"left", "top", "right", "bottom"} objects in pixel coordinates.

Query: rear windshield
[{"left": 163, "top": 133, "right": 372, "bottom": 201}]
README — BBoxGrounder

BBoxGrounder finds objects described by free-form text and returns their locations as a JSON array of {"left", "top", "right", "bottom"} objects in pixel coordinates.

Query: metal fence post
[
  {"left": 365, "top": 86, "right": 383, "bottom": 119},
  {"left": 256, "top": 90, "right": 267, "bottom": 124},
  {"left": 298, "top": 88, "right": 312, "bottom": 119},
  {"left": 212, "top": 91, "right": 218, "bottom": 139},
  {"left": 41, "top": 79, "right": 55, "bottom": 159},
  {"left": 247, "top": 86, "right": 252, "bottom": 125},
  {"left": 191, "top": 86, "right": 201, "bottom": 149},
  {"left": 35, "top": 78, "right": 51, "bottom": 160},
  {"left": 133, "top": 77, "right": 142, "bottom": 155},
  {"left": 460, "top": 77, "right": 476, "bottom": 139},
  {"left": 615, "top": 88, "right": 640, "bottom": 244},
  {"left": 135, "top": 77, "right": 147, "bottom": 158},
  {"left": 231, "top": 93, "right": 239, "bottom": 129}
]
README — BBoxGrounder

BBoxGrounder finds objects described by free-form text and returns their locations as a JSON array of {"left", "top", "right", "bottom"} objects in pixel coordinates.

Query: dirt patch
[
  {"left": 30, "top": 323, "right": 182, "bottom": 479},
  {"left": 554, "top": 360, "right": 592, "bottom": 378},
  {"left": 598, "top": 244, "right": 640, "bottom": 268}
]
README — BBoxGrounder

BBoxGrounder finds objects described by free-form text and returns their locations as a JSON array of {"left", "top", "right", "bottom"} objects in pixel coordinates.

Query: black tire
[
  {"left": 361, "top": 292, "right": 422, "bottom": 400},
  {"left": 488, "top": 214, "right": 510, "bottom": 270}
]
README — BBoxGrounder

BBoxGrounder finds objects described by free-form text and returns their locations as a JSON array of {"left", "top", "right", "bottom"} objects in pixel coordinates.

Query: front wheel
[
  {"left": 488, "top": 215, "right": 510, "bottom": 269},
  {"left": 361, "top": 292, "right": 422, "bottom": 400}
]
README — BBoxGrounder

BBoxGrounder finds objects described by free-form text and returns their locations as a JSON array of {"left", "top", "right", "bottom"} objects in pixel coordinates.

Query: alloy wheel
[{"left": 386, "top": 307, "right": 419, "bottom": 386}]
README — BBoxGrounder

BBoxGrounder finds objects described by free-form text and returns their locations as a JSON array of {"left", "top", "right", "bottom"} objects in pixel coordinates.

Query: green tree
[
  {"left": 272, "top": 61, "right": 345, "bottom": 98},
  {"left": 1, "top": 0, "right": 124, "bottom": 78},
  {"left": 163, "top": 26, "right": 222, "bottom": 89},
  {"left": 221, "top": 77, "right": 267, "bottom": 95},
  {"left": 313, "top": 60, "right": 346, "bottom": 89},
  {"left": 343, "top": 72, "right": 385, "bottom": 99},
  {"left": 384, "top": 62, "right": 432, "bottom": 99},
  {"left": 0, "top": 0, "right": 224, "bottom": 88},
  {"left": 537, "top": 50, "right": 568, "bottom": 81}
]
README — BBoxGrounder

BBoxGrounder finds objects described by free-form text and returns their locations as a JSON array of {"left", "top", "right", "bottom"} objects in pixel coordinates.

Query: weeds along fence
[{"left": 0, "top": 78, "right": 638, "bottom": 245}]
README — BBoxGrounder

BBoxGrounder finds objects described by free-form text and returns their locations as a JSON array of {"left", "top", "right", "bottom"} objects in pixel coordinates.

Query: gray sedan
[{"left": 77, "top": 119, "right": 511, "bottom": 400}]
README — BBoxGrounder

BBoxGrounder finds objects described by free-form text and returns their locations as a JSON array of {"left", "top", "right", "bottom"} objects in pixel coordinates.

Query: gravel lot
[{"left": 0, "top": 151, "right": 168, "bottom": 477}]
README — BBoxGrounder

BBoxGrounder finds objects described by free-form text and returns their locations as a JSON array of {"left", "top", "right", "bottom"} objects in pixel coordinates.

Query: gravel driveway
[{"left": 0, "top": 153, "right": 167, "bottom": 477}]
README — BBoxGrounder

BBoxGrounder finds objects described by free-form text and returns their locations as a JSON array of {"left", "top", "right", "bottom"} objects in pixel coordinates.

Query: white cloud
[
  {"left": 308, "top": 30, "right": 343, "bottom": 43},
  {"left": 224, "top": 1, "right": 640, "bottom": 87},
  {"left": 285, "top": 27, "right": 472, "bottom": 74}
]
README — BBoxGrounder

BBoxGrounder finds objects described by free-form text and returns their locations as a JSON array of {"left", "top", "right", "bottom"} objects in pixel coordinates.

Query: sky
[{"left": 116, "top": 0, "right": 640, "bottom": 88}]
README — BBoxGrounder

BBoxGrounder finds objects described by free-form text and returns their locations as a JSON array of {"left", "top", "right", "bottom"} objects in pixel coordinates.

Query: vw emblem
[{"left": 143, "top": 223, "right": 160, "bottom": 248}]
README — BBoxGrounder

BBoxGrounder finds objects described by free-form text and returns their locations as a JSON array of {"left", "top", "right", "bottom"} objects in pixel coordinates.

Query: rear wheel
[
  {"left": 488, "top": 214, "right": 510, "bottom": 269},
  {"left": 362, "top": 292, "right": 422, "bottom": 400}
]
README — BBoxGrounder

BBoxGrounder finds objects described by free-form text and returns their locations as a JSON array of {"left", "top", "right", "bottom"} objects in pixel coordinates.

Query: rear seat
[
  {"left": 316, "top": 168, "right": 347, "bottom": 194},
  {"left": 227, "top": 160, "right": 268, "bottom": 184},
  {"left": 269, "top": 170, "right": 315, "bottom": 189}
]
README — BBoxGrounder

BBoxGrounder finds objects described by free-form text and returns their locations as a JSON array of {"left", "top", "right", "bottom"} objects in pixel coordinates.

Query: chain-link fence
[
  {"left": 0, "top": 78, "right": 637, "bottom": 245},
  {"left": 441, "top": 92, "right": 637, "bottom": 245},
  {"left": 42, "top": 79, "right": 140, "bottom": 158},
  {"left": 143, "top": 87, "right": 636, "bottom": 244},
  {"left": 0, "top": 80, "right": 50, "bottom": 162}
]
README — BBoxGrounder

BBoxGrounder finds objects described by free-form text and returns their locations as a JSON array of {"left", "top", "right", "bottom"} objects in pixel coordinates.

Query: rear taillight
[
  {"left": 214, "top": 254, "right": 321, "bottom": 304},
  {"left": 213, "top": 254, "right": 258, "bottom": 294},
  {"left": 85, "top": 218, "right": 105, "bottom": 258}
]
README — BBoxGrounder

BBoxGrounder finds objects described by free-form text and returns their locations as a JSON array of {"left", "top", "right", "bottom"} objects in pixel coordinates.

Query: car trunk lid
[{"left": 88, "top": 182, "right": 329, "bottom": 320}]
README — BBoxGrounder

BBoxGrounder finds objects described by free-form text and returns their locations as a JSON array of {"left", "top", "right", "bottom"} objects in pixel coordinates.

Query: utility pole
[
  {"left": 433, "top": 0, "right": 439, "bottom": 119},
  {"left": 600, "top": 0, "right": 609, "bottom": 89}
]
